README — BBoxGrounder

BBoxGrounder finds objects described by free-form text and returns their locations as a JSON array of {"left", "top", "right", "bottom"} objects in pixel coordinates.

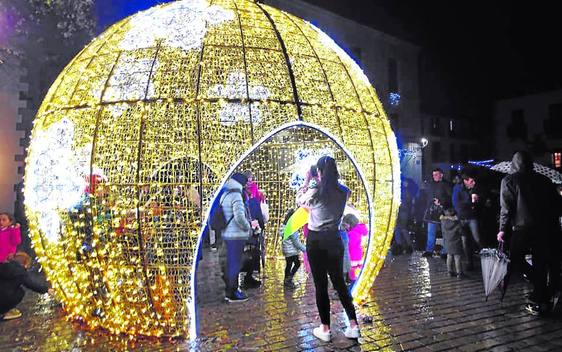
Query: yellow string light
[{"left": 24, "top": 0, "right": 399, "bottom": 338}]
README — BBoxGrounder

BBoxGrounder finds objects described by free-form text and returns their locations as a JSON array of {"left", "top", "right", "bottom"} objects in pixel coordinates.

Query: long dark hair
[{"left": 316, "top": 156, "right": 344, "bottom": 201}]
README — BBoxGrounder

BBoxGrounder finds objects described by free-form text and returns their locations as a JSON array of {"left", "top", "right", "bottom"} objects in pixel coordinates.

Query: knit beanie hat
[{"left": 231, "top": 172, "right": 248, "bottom": 187}]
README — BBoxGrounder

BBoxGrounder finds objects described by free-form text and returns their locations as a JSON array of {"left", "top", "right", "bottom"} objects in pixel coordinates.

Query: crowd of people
[
  {"left": 393, "top": 151, "right": 562, "bottom": 315},
  {"left": 210, "top": 157, "right": 362, "bottom": 341},
  {"left": 2, "top": 150, "right": 561, "bottom": 340}
]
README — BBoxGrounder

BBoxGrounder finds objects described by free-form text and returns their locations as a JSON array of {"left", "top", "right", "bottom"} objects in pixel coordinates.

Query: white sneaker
[
  {"left": 344, "top": 326, "right": 360, "bottom": 339},
  {"left": 313, "top": 326, "right": 331, "bottom": 342}
]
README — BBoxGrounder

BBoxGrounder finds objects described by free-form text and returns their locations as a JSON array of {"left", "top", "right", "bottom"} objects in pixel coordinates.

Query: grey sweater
[
  {"left": 220, "top": 179, "right": 251, "bottom": 241},
  {"left": 297, "top": 184, "right": 349, "bottom": 232}
]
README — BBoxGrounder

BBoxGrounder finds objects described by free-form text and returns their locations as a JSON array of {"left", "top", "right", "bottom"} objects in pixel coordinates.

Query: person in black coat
[
  {"left": 453, "top": 172, "right": 484, "bottom": 270},
  {"left": 498, "top": 151, "right": 562, "bottom": 314},
  {"left": 0, "top": 252, "right": 50, "bottom": 320},
  {"left": 422, "top": 168, "right": 452, "bottom": 257}
]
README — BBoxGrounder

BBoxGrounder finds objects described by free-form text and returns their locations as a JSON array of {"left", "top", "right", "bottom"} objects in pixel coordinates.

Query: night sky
[
  {"left": 301, "top": 0, "right": 562, "bottom": 115},
  {"left": 95, "top": 0, "right": 562, "bottom": 116}
]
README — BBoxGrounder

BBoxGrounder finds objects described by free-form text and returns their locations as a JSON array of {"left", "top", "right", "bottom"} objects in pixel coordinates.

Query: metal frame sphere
[{"left": 24, "top": 0, "right": 400, "bottom": 338}]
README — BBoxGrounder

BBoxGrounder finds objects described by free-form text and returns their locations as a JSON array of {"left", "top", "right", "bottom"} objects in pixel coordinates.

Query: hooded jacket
[
  {"left": 220, "top": 178, "right": 251, "bottom": 241},
  {"left": 280, "top": 225, "right": 306, "bottom": 257},
  {"left": 0, "top": 226, "right": 21, "bottom": 262},
  {"left": 499, "top": 152, "right": 562, "bottom": 233},
  {"left": 348, "top": 222, "right": 368, "bottom": 263}
]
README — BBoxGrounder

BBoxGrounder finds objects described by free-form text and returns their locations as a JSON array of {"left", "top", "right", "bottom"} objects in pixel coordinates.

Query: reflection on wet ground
[{"left": 3, "top": 250, "right": 562, "bottom": 351}]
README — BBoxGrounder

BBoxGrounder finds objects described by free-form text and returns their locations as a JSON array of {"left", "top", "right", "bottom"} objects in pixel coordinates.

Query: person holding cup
[{"left": 452, "top": 171, "right": 483, "bottom": 270}]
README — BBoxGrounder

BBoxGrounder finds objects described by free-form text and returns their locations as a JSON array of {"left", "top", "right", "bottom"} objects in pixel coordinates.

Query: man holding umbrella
[{"left": 497, "top": 151, "right": 562, "bottom": 314}]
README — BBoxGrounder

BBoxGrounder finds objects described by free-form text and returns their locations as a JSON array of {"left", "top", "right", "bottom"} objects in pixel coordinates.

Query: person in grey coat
[
  {"left": 280, "top": 209, "right": 306, "bottom": 289},
  {"left": 440, "top": 208, "right": 464, "bottom": 278},
  {"left": 220, "top": 173, "right": 254, "bottom": 303}
]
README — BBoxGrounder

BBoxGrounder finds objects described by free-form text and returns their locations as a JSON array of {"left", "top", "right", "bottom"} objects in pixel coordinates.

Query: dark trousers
[
  {"left": 508, "top": 228, "right": 549, "bottom": 303},
  {"left": 460, "top": 219, "right": 481, "bottom": 268},
  {"left": 307, "top": 229, "right": 357, "bottom": 326},
  {"left": 0, "top": 289, "right": 24, "bottom": 315},
  {"left": 221, "top": 239, "right": 246, "bottom": 297},
  {"left": 284, "top": 255, "right": 300, "bottom": 279},
  {"left": 241, "top": 235, "right": 261, "bottom": 278}
]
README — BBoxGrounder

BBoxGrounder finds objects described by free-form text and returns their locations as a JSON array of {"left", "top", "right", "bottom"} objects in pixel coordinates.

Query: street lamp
[{"left": 420, "top": 137, "right": 429, "bottom": 182}]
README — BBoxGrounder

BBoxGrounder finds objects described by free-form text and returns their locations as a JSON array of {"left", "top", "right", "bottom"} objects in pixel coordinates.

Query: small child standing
[
  {"left": 342, "top": 214, "right": 368, "bottom": 281},
  {"left": 279, "top": 209, "right": 306, "bottom": 289},
  {"left": 0, "top": 213, "right": 21, "bottom": 263},
  {"left": 440, "top": 208, "right": 464, "bottom": 278}
]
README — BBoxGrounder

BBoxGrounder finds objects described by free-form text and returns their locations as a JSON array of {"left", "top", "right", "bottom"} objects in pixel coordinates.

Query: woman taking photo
[{"left": 298, "top": 156, "right": 360, "bottom": 342}]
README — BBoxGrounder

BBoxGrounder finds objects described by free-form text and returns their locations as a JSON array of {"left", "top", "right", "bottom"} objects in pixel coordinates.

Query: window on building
[
  {"left": 431, "top": 117, "right": 442, "bottom": 136},
  {"left": 388, "top": 58, "right": 398, "bottom": 92},
  {"left": 448, "top": 119, "right": 456, "bottom": 137},
  {"left": 431, "top": 141, "right": 442, "bottom": 162},
  {"left": 506, "top": 109, "right": 527, "bottom": 140},
  {"left": 449, "top": 143, "right": 456, "bottom": 163},
  {"left": 553, "top": 152, "right": 562, "bottom": 169},
  {"left": 544, "top": 103, "right": 562, "bottom": 139}
]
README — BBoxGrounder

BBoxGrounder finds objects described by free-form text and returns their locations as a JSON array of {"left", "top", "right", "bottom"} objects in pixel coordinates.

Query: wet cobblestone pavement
[{"left": 3, "top": 250, "right": 562, "bottom": 351}]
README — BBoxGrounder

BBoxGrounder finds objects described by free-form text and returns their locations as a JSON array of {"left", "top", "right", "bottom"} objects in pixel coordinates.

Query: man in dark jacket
[
  {"left": 422, "top": 168, "right": 452, "bottom": 257},
  {"left": 0, "top": 252, "right": 50, "bottom": 320},
  {"left": 453, "top": 172, "right": 483, "bottom": 270},
  {"left": 498, "top": 151, "right": 562, "bottom": 315}
]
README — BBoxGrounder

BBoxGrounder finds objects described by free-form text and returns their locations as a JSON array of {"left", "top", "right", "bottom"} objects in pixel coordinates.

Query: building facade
[
  {"left": 494, "top": 89, "right": 562, "bottom": 170},
  {"left": 265, "top": 0, "right": 423, "bottom": 185},
  {"left": 0, "top": 58, "right": 27, "bottom": 215},
  {"left": 421, "top": 113, "right": 483, "bottom": 178}
]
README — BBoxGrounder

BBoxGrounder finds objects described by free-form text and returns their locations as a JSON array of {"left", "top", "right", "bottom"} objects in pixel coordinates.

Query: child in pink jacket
[
  {"left": 342, "top": 214, "right": 368, "bottom": 280},
  {"left": 0, "top": 213, "right": 21, "bottom": 262}
]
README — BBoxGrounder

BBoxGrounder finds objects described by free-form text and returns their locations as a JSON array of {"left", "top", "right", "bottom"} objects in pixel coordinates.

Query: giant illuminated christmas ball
[{"left": 24, "top": 0, "right": 400, "bottom": 338}]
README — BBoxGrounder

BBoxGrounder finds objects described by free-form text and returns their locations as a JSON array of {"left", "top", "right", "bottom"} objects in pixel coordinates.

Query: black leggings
[
  {"left": 307, "top": 229, "right": 357, "bottom": 326},
  {"left": 284, "top": 255, "right": 300, "bottom": 279}
]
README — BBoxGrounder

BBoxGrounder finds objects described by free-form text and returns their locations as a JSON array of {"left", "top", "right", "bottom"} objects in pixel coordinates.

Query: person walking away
[
  {"left": 440, "top": 208, "right": 464, "bottom": 278},
  {"left": 497, "top": 151, "right": 562, "bottom": 315},
  {"left": 279, "top": 208, "right": 306, "bottom": 289},
  {"left": 0, "top": 213, "right": 21, "bottom": 263},
  {"left": 423, "top": 168, "right": 452, "bottom": 257},
  {"left": 342, "top": 213, "right": 369, "bottom": 281},
  {"left": 220, "top": 173, "right": 255, "bottom": 303},
  {"left": 453, "top": 172, "right": 483, "bottom": 270},
  {"left": 393, "top": 179, "right": 414, "bottom": 255},
  {"left": 0, "top": 252, "right": 50, "bottom": 320},
  {"left": 298, "top": 156, "right": 360, "bottom": 342}
]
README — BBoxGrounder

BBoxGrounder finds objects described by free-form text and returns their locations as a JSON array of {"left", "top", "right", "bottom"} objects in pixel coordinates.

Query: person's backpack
[{"left": 209, "top": 189, "right": 242, "bottom": 232}]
